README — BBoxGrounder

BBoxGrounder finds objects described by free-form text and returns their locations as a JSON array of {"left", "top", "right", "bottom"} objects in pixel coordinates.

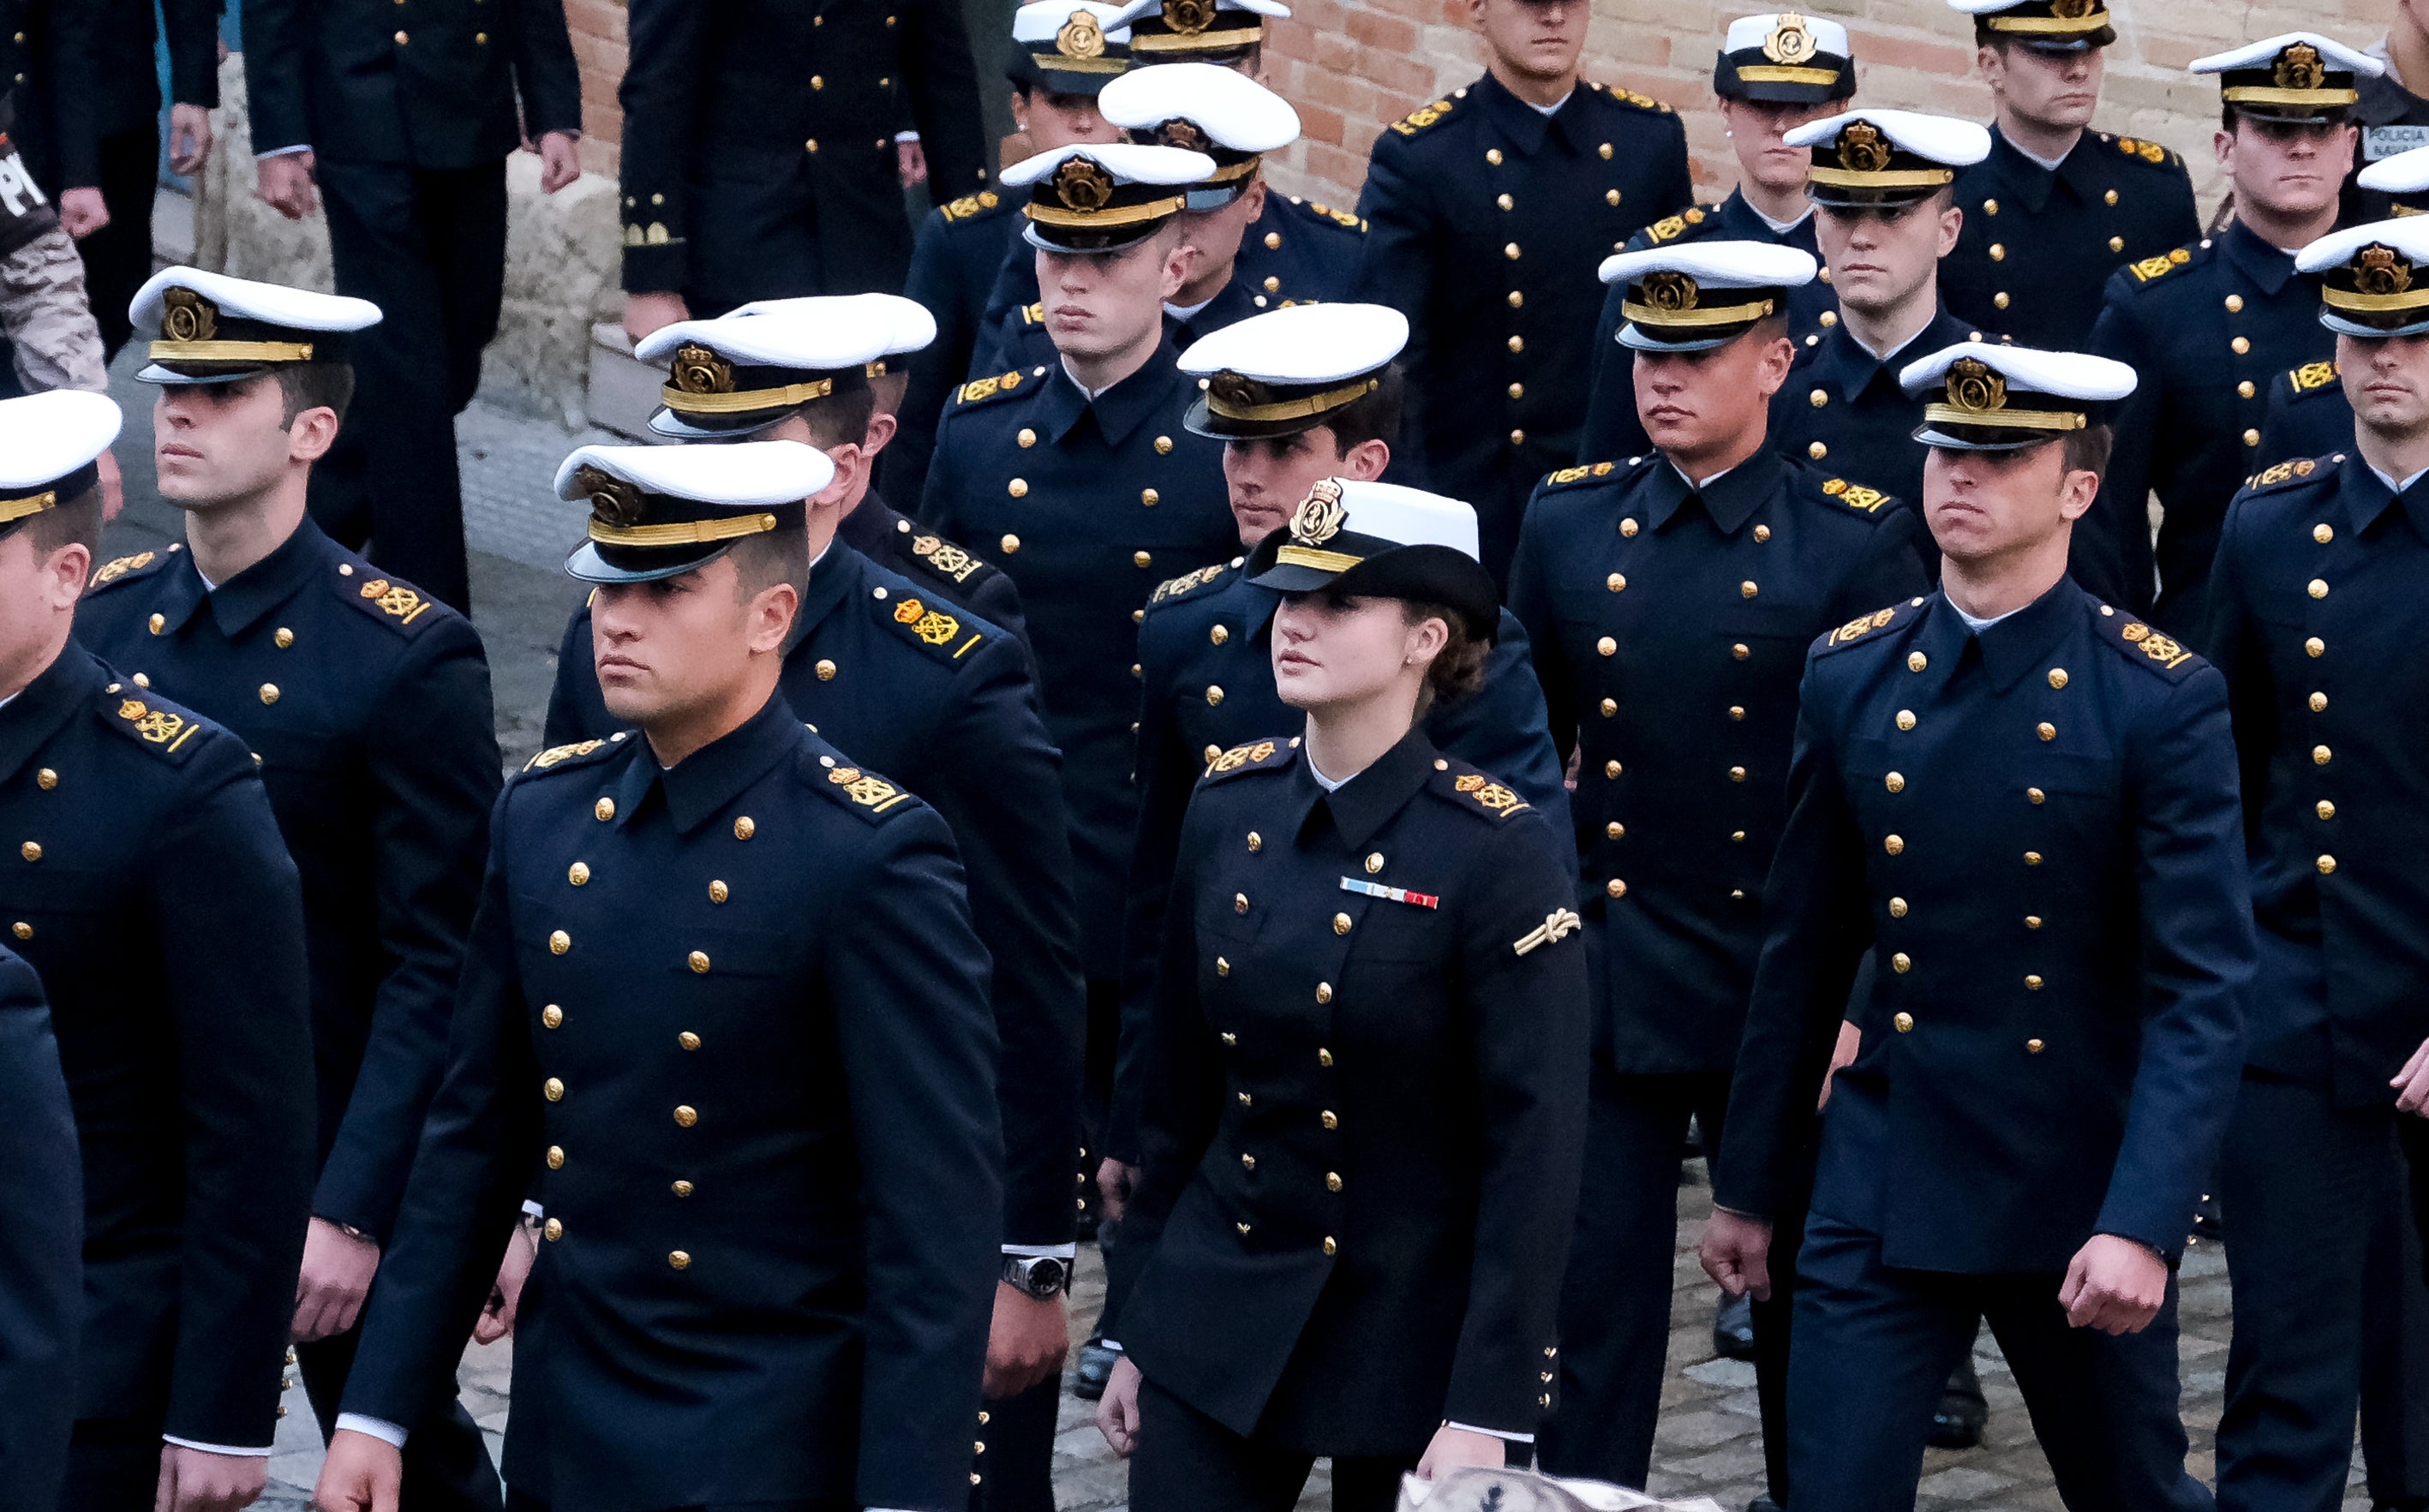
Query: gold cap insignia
[
  {"left": 573, "top": 465, "right": 647, "bottom": 529},
  {"left": 161, "top": 287, "right": 218, "bottom": 343},
  {"left": 1945, "top": 358, "right": 2008, "bottom": 415},
  {"left": 2357, "top": 244, "right": 2413, "bottom": 297},
  {"left": 1638, "top": 270, "right": 1701, "bottom": 314},
  {"left": 1056, "top": 9, "right": 1106, "bottom": 59},
  {"left": 1053, "top": 156, "right": 1116, "bottom": 212},
  {"left": 1163, "top": 0, "right": 1216, "bottom": 34},
  {"left": 1837, "top": 120, "right": 1892, "bottom": 176},
  {"left": 1762, "top": 13, "right": 1816, "bottom": 65},
  {"left": 668, "top": 343, "right": 736, "bottom": 396},
  {"left": 1157, "top": 118, "right": 1212, "bottom": 152},
  {"left": 1207, "top": 370, "right": 1270, "bottom": 410},
  {"left": 1290, "top": 479, "right": 1347, "bottom": 547},
  {"left": 2050, "top": 0, "right": 2096, "bottom": 17},
  {"left": 2276, "top": 41, "right": 2326, "bottom": 93}
]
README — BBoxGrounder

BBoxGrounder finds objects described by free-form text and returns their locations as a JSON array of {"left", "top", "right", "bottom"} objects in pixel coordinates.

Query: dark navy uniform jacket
[
  {"left": 2345, "top": 68, "right": 2429, "bottom": 224},
  {"left": 0, "top": 642, "right": 314, "bottom": 1446},
  {"left": 1111, "top": 732, "right": 1588, "bottom": 1452},
  {"left": 1235, "top": 193, "right": 1369, "bottom": 310},
  {"left": 1714, "top": 584, "right": 2253, "bottom": 1274},
  {"left": 1942, "top": 126, "right": 2201, "bottom": 351},
  {"left": 2258, "top": 359, "right": 2354, "bottom": 475},
  {"left": 617, "top": 0, "right": 987, "bottom": 302},
  {"left": 1508, "top": 450, "right": 1931, "bottom": 1073},
  {"left": 78, "top": 524, "right": 502, "bottom": 1245},
  {"left": 895, "top": 188, "right": 1022, "bottom": 505},
  {"left": 1107, "top": 562, "right": 1571, "bottom": 1158},
  {"left": 0, "top": 944, "right": 78, "bottom": 1512},
  {"left": 921, "top": 350, "right": 1238, "bottom": 975},
  {"left": 2208, "top": 454, "right": 2429, "bottom": 1107},
  {"left": 2087, "top": 221, "right": 2330, "bottom": 632},
  {"left": 840, "top": 487, "right": 1028, "bottom": 646},
  {"left": 1355, "top": 72, "right": 1694, "bottom": 582},
  {"left": 342, "top": 693, "right": 1002, "bottom": 1512},
  {"left": 242, "top": 0, "right": 579, "bottom": 166},
  {"left": 545, "top": 541, "right": 1083, "bottom": 1248},
  {"left": 1767, "top": 308, "right": 1979, "bottom": 517},
  {"left": 1582, "top": 192, "right": 1838, "bottom": 464}
]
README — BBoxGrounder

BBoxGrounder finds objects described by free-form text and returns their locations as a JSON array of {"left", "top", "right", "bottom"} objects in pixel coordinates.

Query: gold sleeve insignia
[
  {"left": 526, "top": 739, "right": 605, "bottom": 771},
  {"left": 1513, "top": 907, "right": 1582, "bottom": 957},
  {"left": 2291, "top": 361, "right": 2339, "bottom": 392},
  {"left": 89, "top": 551, "right": 156, "bottom": 588},
  {"left": 1389, "top": 99, "right": 1456, "bottom": 136},
  {"left": 116, "top": 697, "right": 198, "bottom": 752}
]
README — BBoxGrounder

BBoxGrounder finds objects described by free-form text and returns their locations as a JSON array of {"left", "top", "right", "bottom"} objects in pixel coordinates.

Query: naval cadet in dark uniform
[
  {"left": 0, "top": 942, "right": 79, "bottom": 1512},
  {"left": 1939, "top": 0, "right": 2201, "bottom": 351},
  {"left": 921, "top": 142, "right": 1241, "bottom": 1168},
  {"left": 1105, "top": 299, "right": 1569, "bottom": 1207},
  {"left": 243, "top": 0, "right": 582, "bottom": 616},
  {"left": 75, "top": 269, "right": 508, "bottom": 1512},
  {"left": 2262, "top": 143, "right": 2429, "bottom": 468},
  {"left": 2206, "top": 214, "right": 2429, "bottom": 1512},
  {"left": 1353, "top": 0, "right": 1692, "bottom": 583},
  {"left": 1581, "top": 12, "right": 1855, "bottom": 464},
  {"left": 1702, "top": 340, "right": 2251, "bottom": 1512},
  {"left": 1768, "top": 110, "right": 1989, "bottom": 515},
  {"left": 556, "top": 311, "right": 1085, "bottom": 1512},
  {"left": 894, "top": 1, "right": 1133, "bottom": 507},
  {"left": 1508, "top": 242, "right": 1929, "bottom": 1494},
  {"left": 0, "top": 390, "right": 317, "bottom": 1512},
  {"left": 2083, "top": 35, "right": 2369, "bottom": 634},
  {"left": 1095, "top": 478, "right": 1590, "bottom": 1512},
  {"left": 314, "top": 439, "right": 1005, "bottom": 1512}
]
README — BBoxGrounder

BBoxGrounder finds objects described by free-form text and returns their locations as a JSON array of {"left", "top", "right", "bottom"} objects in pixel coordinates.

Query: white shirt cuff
[
  {"left": 335, "top": 1413, "right": 410, "bottom": 1449},
  {"left": 255, "top": 145, "right": 311, "bottom": 159},
  {"left": 162, "top": 1435, "right": 273, "bottom": 1456},
  {"left": 894, "top": 131, "right": 920, "bottom": 143},
  {"left": 1445, "top": 1420, "right": 1535, "bottom": 1443},
  {"left": 1098, "top": 1338, "right": 1123, "bottom": 1353},
  {"left": 1002, "top": 1242, "right": 1078, "bottom": 1258}
]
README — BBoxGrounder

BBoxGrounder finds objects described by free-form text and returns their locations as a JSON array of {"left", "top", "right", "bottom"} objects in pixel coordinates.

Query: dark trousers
[
  {"left": 295, "top": 1324, "right": 504, "bottom": 1512},
  {"left": 66, "top": 126, "right": 159, "bottom": 361},
  {"left": 59, "top": 1416, "right": 165, "bottom": 1511},
  {"left": 2217, "top": 1070, "right": 2429, "bottom": 1512},
  {"left": 1128, "top": 1378, "right": 1422, "bottom": 1512},
  {"left": 2360, "top": 1170, "right": 2429, "bottom": 1505},
  {"left": 308, "top": 158, "right": 509, "bottom": 613},
  {"left": 1539, "top": 1067, "right": 1788, "bottom": 1489},
  {"left": 1786, "top": 1212, "right": 2210, "bottom": 1512},
  {"left": 970, "top": 1372, "right": 1060, "bottom": 1512}
]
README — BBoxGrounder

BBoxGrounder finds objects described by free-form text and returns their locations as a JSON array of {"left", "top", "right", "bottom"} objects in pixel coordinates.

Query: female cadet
[{"left": 1096, "top": 478, "right": 1592, "bottom": 1512}]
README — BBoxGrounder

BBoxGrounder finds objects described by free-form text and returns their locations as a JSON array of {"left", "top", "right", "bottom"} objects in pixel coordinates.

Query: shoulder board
[
  {"left": 1539, "top": 458, "right": 1631, "bottom": 493},
  {"left": 2241, "top": 453, "right": 2337, "bottom": 494},
  {"left": 1817, "top": 596, "right": 1928, "bottom": 655},
  {"left": 2126, "top": 242, "right": 2200, "bottom": 286},
  {"left": 1588, "top": 80, "right": 1677, "bottom": 115},
  {"left": 2110, "top": 134, "right": 2182, "bottom": 169},
  {"left": 339, "top": 569, "right": 446, "bottom": 635},
  {"left": 1430, "top": 762, "right": 1533, "bottom": 820},
  {"left": 1200, "top": 737, "right": 1295, "bottom": 782},
  {"left": 880, "top": 592, "right": 989, "bottom": 660},
  {"left": 1387, "top": 97, "right": 1457, "bottom": 138},
  {"left": 99, "top": 688, "right": 212, "bottom": 762},
  {"left": 2103, "top": 613, "right": 2205, "bottom": 678},
  {"left": 87, "top": 546, "right": 176, "bottom": 593},
  {"left": 940, "top": 188, "right": 1003, "bottom": 223},
  {"left": 906, "top": 529, "right": 996, "bottom": 587},
  {"left": 522, "top": 735, "right": 623, "bottom": 774},
  {"left": 1150, "top": 559, "right": 1238, "bottom": 607},
  {"left": 1019, "top": 302, "right": 1044, "bottom": 327},
  {"left": 2288, "top": 360, "right": 2341, "bottom": 394},
  {"left": 1816, "top": 475, "right": 1894, "bottom": 516},
  {"left": 812, "top": 756, "right": 924, "bottom": 820},
  {"left": 1294, "top": 198, "right": 1367, "bottom": 233},
  {"left": 1636, "top": 205, "right": 1718, "bottom": 247},
  {"left": 956, "top": 368, "right": 1036, "bottom": 408}
]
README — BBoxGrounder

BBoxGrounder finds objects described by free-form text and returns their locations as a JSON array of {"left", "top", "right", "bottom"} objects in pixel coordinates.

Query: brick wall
[{"left": 554, "top": 0, "right": 2396, "bottom": 214}]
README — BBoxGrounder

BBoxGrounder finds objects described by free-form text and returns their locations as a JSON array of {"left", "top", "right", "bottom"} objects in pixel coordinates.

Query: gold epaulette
[
  {"left": 2111, "top": 617, "right": 2199, "bottom": 674},
  {"left": 1388, "top": 98, "right": 1455, "bottom": 137},
  {"left": 2115, "top": 135, "right": 2176, "bottom": 167},
  {"left": 1541, "top": 460, "right": 1623, "bottom": 490},
  {"left": 1820, "top": 477, "right": 1889, "bottom": 514},
  {"left": 2127, "top": 246, "right": 2196, "bottom": 284},
  {"left": 886, "top": 594, "right": 984, "bottom": 660},
  {"left": 1446, "top": 769, "right": 1529, "bottom": 816},
  {"left": 1203, "top": 737, "right": 1294, "bottom": 780},
  {"left": 525, "top": 739, "right": 606, "bottom": 772},
  {"left": 88, "top": 549, "right": 164, "bottom": 589},
  {"left": 1152, "top": 560, "right": 1232, "bottom": 604},
  {"left": 942, "top": 189, "right": 1002, "bottom": 221},
  {"left": 2288, "top": 361, "right": 2339, "bottom": 393},
  {"left": 2246, "top": 456, "right": 2327, "bottom": 491},
  {"left": 1822, "top": 598, "right": 1925, "bottom": 651},
  {"left": 958, "top": 369, "right": 1030, "bottom": 405},
  {"left": 1592, "top": 81, "right": 1677, "bottom": 113}
]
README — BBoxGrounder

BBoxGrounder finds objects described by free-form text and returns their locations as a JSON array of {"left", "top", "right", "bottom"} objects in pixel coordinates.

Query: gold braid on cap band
[
  {"left": 1275, "top": 544, "right": 1365, "bottom": 571},
  {"left": 589, "top": 512, "right": 781, "bottom": 547},
  {"left": 1806, "top": 166, "right": 1957, "bottom": 189},
  {"left": 1986, "top": 10, "right": 2109, "bottom": 33},
  {"left": 148, "top": 339, "right": 317, "bottom": 362},
  {"left": 1031, "top": 50, "right": 1128, "bottom": 72},
  {"left": 1621, "top": 296, "right": 1776, "bottom": 327},
  {"left": 2324, "top": 286, "right": 2429, "bottom": 314},
  {"left": 0, "top": 489, "right": 56, "bottom": 525},
  {"left": 659, "top": 378, "right": 836, "bottom": 414},
  {"left": 2223, "top": 86, "right": 2361, "bottom": 106},
  {"left": 1129, "top": 23, "right": 1262, "bottom": 50},
  {"left": 1024, "top": 194, "right": 1187, "bottom": 228},
  {"left": 1205, "top": 377, "right": 1379, "bottom": 422},
  {"left": 1923, "top": 402, "right": 2086, "bottom": 432},
  {"left": 1736, "top": 64, "right": 1841, "bottom": 85},
  {"left": 865, "top": 360, "right": 889, "bottom": 378},
  {"left": 1204, "top": 156, "right": 1262, "bottom": 185}
]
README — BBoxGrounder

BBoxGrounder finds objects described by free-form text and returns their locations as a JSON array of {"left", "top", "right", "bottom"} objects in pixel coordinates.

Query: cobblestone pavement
[{"left": 87, "top": 355, "right": 2371, "bottom": 1512}]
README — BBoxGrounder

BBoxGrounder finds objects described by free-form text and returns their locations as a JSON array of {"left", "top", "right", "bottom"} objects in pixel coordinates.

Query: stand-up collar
[
  {"left": 2218, "top": 218, "right": 2301, "bottom": 299},
  {"left": 1473, "top": 70, "right": 1587, "bottom": 156},
  {"left": 1284, "top": 725, "right": 1441, "bottom": 852},
  {"left": 1911, "top": 577, "right": 2080, "bottom": 697},
  {"left": 2338, "top": 451, "right": 2429, "bottom": 541},
  {"left": 1985, "top": 125, "right": 2095, "bottom": 215},
  {"left": 1170, "top": 278, "right": 1260, "bottom": 348},
  {"left": 0, "top": 639, "right": 101, "bottom": 786},
  {"left": 792, "top": 535, "right": 860, "bottom": 642},
  {"left": 1815, "top": 308, "right": 1974, "bottom": 405},
  {"left": 149, "top": 517, "right": 341, "bottom": 640},
  {"left": 1644, "top": 446, "right": 1787, "bottom": 535},
  {"left": 609, "top": 688, "right": 805, "bottom": 836},
  {"left": 836, "top": 489, "right": 905, "bottom": 558},
  {"left": 1037, "top": 343, "right": 1184, "bottom": 448}
]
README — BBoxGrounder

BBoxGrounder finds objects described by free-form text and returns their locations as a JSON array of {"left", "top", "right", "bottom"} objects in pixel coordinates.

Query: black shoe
[
  {"left": 1071, "top": 1339, "right": 1118, "bottom": 1401},
  {"left": 1927, "top": 1354, "right": 1987, "bottom": 1449},
  {"left": 1712, "top": 1290, "right": 1757, "bottom": 1362}
]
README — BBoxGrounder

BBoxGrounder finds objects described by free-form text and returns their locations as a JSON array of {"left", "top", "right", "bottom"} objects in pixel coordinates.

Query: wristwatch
[{"left": 1001, "top": 1254, "right": 1068, "bottom": 1300}]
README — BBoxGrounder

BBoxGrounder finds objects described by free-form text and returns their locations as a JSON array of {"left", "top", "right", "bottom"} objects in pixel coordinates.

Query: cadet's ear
[{"left": 288, "top": 405, "right": 342, "bottom": 465}]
